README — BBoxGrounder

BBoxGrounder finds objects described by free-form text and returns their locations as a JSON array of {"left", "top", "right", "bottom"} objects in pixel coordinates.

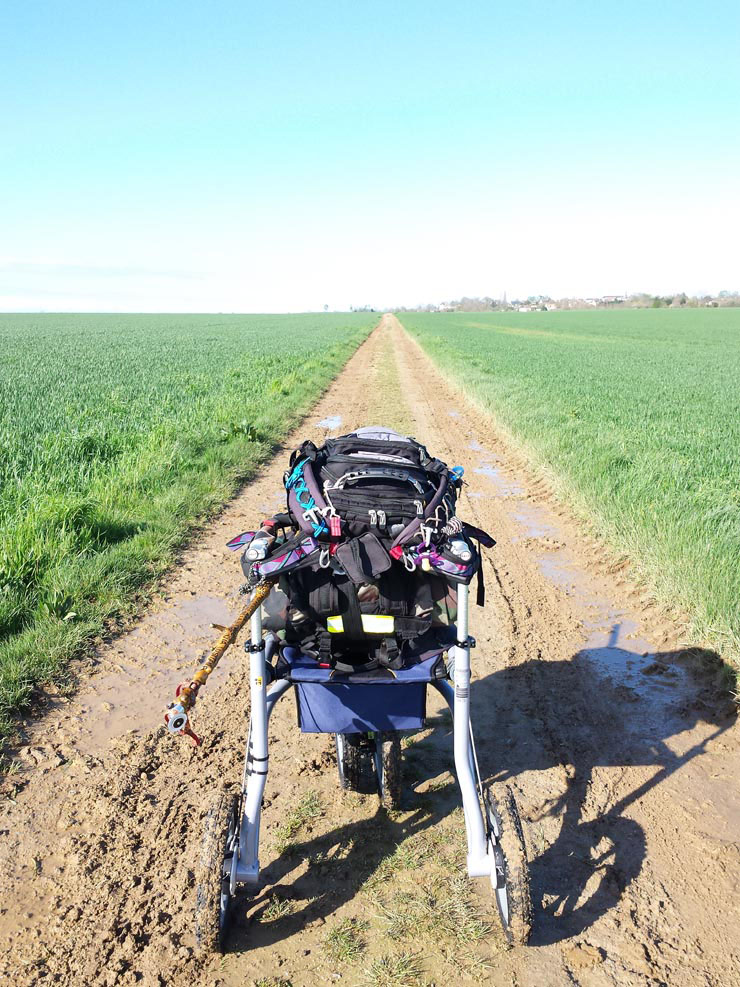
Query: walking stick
[{"left": 164, "top": 580, "right": 273, "bottom": 746}]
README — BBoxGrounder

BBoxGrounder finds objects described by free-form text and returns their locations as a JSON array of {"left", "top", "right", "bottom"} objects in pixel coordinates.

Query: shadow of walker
[
  {"left": 227, "top": 787, "right": 455, "bottom": 954},
  {"left": 224, "top": 624, "right": 734, "bottom": 954}
]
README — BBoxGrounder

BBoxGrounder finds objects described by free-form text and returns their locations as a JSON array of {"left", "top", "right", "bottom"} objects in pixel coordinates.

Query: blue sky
[{"left": 1, "top": 0, "right": 739, "bottom": 311}]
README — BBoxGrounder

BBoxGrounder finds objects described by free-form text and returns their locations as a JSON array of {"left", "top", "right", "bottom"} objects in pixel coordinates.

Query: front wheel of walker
[
  {"left": 335, "top": 733, "right": 378, "bottom": 795},
  {"left": 195, "top": 788, "right": 239, "bottom": 955},
  {"left": 486, "top": 785, "right": 533, "bottom": 946}
]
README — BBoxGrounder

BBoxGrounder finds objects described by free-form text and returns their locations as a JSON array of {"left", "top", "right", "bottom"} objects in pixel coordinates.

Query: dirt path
[{"left": 1, "top": 314, "right": 738, "bottom": 987}]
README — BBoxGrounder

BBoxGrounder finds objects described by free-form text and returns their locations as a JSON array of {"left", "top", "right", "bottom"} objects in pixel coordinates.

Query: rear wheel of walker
[
  {"left": 377, "top": 731, "right": 402, "bottom": 810},
  {"left": 486, "top": 785, "right": 533, "bottom": 945},
  {"left": 335, "top": 733, "right": 378, "bottom": 794},
  {"left": 195, "top": 788, "right": 239, "bottom": 954}
]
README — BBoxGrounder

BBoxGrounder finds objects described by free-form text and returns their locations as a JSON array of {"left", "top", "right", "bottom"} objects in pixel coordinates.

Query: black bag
[
  {"left": 245, "top": 427, "right": 494, "bottom": 671},
  {"left": 284, "top": 426, "right": 454, "bottom": 549}
]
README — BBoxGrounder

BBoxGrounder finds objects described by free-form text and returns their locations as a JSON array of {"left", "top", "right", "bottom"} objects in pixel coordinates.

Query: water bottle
[
  {"left": 245, "top": 529, "right": 275, "bottom": 561},
  {"left": 448, "top": 538, "right": 472, "bottom": 562}
]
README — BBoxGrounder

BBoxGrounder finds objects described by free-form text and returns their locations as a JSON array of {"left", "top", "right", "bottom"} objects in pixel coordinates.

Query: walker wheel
[
  {"left": 335, "top": 732, "right": 403, "bottom": 808},
  {"left": 486, "top": 785, "right": 533, "bottom": 945},
  {"left": 335, "top": 733, "right": 377, "bottom": 794},
  {"left": 195, "top": 788, "right": 239, "bottom": 954},
  {"left": 377, "top": 731, "right": 402, "bottom": 810}
]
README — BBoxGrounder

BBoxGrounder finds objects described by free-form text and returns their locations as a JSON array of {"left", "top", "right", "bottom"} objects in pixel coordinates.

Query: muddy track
[{"left": 1, "top": 315, "right": 738, "bottom": 987}]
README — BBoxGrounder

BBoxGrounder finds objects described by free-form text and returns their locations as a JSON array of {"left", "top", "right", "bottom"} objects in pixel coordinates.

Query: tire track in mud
[{"left": 1, "top": 315, "right": 738, "bottom": 987}]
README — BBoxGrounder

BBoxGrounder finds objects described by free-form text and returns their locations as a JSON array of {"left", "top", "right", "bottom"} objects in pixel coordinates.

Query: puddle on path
[
  {"left": 581, "top": 618, "right": 688, "bottom": 703},
  {"left": 512, "top": 504, "right": 559, "bottom": 540},
  {"left": 464, "top": 435, "right": 525, "bottom": 500},
  {"left": 317, "top": 414, "right": 343, "bottom": 430},
  {"left": 462, "top": 429, "right": 688, "bottom": 728},
  {"left": 538, "top": 553, "right": 578, "bottom": 590},
  {"left": 484, "top": 470, "right": 703, "bottom": 729},
  {"left": 45, "top": 595, "right": 243, "bottom": 755},
  {"left": 531, "top": 537, "right": 697, "bottom": 726},
  {"left": 472, "top": 462, "right": 525, "bottom": 498},
  {"left": 534, "top": 544, "right": 698, "bottom": 733}
]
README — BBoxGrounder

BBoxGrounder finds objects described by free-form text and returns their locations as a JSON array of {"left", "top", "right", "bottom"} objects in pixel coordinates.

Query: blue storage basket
[{"left": 280, "top": 647, "right": 445, "bottom": 734}]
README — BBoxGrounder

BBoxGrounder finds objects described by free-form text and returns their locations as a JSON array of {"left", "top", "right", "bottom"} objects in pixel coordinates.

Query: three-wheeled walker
[{"left": 183, "top": 578, "right": 532, "bottom": 953}]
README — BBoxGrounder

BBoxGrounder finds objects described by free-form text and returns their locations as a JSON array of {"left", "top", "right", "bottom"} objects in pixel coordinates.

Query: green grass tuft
[
  {"left": 273, "top": 789, "right": 324, "bottom": 854},
  {"left": 260, "top": 894, "right": 295, "bottom": 921},
  {"left": 324, "top": 916, "right": 369, "bottom": 962},
  {"left": 363, "top": 951, "right": 427, "bottom": 987}
]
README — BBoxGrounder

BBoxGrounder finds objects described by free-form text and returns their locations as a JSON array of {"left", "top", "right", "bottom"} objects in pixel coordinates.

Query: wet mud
[{"left": 0, "top": 315, "right": 737, "bottom": 987}]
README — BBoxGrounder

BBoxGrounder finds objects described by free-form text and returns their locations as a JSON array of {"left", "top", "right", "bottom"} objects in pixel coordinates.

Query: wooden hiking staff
[{"left": 164, "top": 580, "right": 273, "bottom": 746}]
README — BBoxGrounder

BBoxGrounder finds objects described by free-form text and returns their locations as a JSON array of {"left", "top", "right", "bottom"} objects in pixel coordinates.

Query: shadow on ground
[
  {"left": 471, "top": 630, "right": 735, "bottom": 947},
  {"left": 225, "top": 629, "right": 735, "bottom": 954},
  {"left": 227, "top": 785, "right": 456, "bottom": 953}
]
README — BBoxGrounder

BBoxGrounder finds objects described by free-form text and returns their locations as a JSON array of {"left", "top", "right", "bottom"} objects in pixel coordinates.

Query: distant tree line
[{"left": 390, "top": 290, "right": 740, "bottom": 313}]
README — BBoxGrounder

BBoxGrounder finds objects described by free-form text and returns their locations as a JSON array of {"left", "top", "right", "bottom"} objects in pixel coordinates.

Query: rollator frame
[{"left": 229, "top": 582, "right": 507, "bottom": 901}]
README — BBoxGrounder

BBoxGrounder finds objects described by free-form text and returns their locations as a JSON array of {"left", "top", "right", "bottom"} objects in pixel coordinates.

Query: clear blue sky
[{"left": 2, "top": 0, "right": 739, "bottom": 310}]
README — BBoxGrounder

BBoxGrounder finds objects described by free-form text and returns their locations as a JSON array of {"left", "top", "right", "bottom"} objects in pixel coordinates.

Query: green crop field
[
  {"left": 0, "top": 312, "right": 375, "bottom": 736},
  {"left": 399, "top": 308, "right": 740, "bottom": 666}
]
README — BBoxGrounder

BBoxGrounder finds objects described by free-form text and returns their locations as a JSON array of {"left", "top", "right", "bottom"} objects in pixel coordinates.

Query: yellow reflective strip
[
  {"left": 361, "top": 614, "right": 395, "bottom": 634},
  {"left": 327, "top": 615, "right": 344, "bottom": 633}
]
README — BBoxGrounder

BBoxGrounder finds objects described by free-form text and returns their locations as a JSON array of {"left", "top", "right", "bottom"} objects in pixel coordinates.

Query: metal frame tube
[
  {"left": 233, "top": 600, "right": 293, "bottom": 887},
  {"left": 433, "top": 582, "right": 492, "bottom": 878}
]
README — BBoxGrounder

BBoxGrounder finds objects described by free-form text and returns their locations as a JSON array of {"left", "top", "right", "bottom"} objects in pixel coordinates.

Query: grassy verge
[
  {"left": 398, "top": 309, "right": 740, "bottom": 670},
  {"left": 0, "top": 313, "right": 376, "bottom": 739}
]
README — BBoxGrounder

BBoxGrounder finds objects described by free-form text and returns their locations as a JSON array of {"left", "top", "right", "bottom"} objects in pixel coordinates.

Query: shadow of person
[{"left": 462, "top": 625, "right": 736, "bottom": 946}]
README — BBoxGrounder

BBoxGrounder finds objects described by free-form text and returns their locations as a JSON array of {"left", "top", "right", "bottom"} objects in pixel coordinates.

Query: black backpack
[{"left": 242, "top": 427, "right": 493, "bottom": 672}]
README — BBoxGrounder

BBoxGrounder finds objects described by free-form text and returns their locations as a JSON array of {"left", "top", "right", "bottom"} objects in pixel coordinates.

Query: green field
[
  {"left": 399, "top": 309, "right": 740, "bottom": 664},
  {"left": 0, "top": 313, "right": 375, "bottom": 736}
]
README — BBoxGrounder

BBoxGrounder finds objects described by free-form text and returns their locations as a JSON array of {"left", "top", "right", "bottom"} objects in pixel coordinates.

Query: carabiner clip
[{"left": 319, "top": 548, "right": 331, "bottom": 569}]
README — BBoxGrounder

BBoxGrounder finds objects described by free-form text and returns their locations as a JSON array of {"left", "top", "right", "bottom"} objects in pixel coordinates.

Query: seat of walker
[{"left": 274, "top": 625, "right": 456, "bottom": 685}]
